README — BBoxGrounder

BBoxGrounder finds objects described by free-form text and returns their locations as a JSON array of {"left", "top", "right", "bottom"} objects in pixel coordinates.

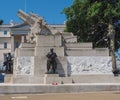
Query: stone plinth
[
  {"left": 36, "top": 35, "right": 62, "bottom": 47},
  {"left": 13, "top": 34, "right": 67, "bottom": 83}
]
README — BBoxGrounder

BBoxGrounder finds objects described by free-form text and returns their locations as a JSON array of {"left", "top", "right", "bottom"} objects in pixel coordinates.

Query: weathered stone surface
[
  {"left": 66, "top": 43, "right": 93, "bottom": 49},
  {"left": 66, "top": 49, "right": 95, "bottom": 56},
  {"left": 34, "top": 56, "right": 46, "bottom": 76},
  {"left": 35, "top": 47, "right": 64, "bottom": 57},
  {"left": 13, "top": 55, "right": 67, "bottom": 83},
  {"left": 66, "top": 48, "right": 109, "bottom": 56},
  {"left": 19, "top": 43, "right": 35, "bottom": 48},
  {"left": 18, "top": 10, "right": 51, "bottom": 43},
  {"left": 117, "top": 59, "right": 120, "bottom": 70},
  {"left": 64, "top": 36, "right": 77, "bottom": 43},
  {"left": 16, "top": 56, "right": 34, "bottom": 75},
  {"left": 36, "top": 35, "right": 62, "bottom": 47},
  {"left": 56, "top": 57, "right": 68, "bottom": 76},
  {"left": 15, "top": 48, "right": 34, "bottom": 57},
  {"left": 95, "top": 48, "right": 109, "bottom": 56},
  {"left": 4, "top": 74, "right": 12, "bottom": 83},
  {"left": 1, "top": 83, "right": 120, "bottom": 94},
  {"left": 67, "top": 56, "right": 112, "bottom": 75},
  {"left": 34, "top": 56, "right": 67, "bottom": 77},
  {"left": 12, "top": 76, "right": 44, "bottom": 83}
]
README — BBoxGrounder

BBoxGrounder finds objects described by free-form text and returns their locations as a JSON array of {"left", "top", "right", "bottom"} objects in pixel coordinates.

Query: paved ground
[{"left": 0, "top": 92, "right": 120, "bottom": 100}]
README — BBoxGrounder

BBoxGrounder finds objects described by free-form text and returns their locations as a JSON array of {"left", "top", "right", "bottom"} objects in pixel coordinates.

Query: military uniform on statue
[{"left": 46, "top": 48, "right": 57, "bottom": 74}]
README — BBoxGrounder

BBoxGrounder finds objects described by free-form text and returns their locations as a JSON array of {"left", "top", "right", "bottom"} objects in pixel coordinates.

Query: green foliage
[
  {"left": 87, "top": 1, "right": 102, "bottom": 18},
  {"left": 0, "top": 20, "right": 3, "bottom": 25},
  {"left": 63, "top": 0, "right": 91, "bottom": 42},
  {"left": 63, "top": 0, "right": 120, "bottom": 50}
]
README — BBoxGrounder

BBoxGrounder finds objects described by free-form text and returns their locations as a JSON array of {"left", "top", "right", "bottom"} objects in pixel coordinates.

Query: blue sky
[{"left": 0, "top": 0, "right": 73, "bottom": 24}]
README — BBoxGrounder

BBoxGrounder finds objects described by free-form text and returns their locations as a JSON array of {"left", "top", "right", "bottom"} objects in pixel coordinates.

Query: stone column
[
  {"left": 21, "top": 35, "right": 25, "bottom": 43},
  {"left": 11, "top": 35, "right": 14, "bottom": 52}
]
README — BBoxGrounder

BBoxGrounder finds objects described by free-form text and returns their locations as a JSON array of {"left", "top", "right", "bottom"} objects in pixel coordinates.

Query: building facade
[{"left": 0, "top": 24, "right": 12, "bottom": 67}]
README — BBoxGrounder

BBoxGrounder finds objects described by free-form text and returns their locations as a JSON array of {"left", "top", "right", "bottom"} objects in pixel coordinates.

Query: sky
[{"left": 0, "top": 0, "right": 73, "bottom": 24}]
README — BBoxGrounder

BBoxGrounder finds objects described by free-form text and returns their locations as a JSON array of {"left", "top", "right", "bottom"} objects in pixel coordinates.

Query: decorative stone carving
[
  {"left": 67, "top": 56, "right": 112, "bottom": 75},
  {"left": 17, "top": 10, "right": 52, "bottom": 43},
  {"left": 16, "top": 57, "right": 34, "bottom": 75}
]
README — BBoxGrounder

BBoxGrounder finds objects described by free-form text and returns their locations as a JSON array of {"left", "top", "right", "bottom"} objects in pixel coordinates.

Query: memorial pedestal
[
  {"left": 13, "top": 35, "right": 67, "bottom": 83},
  {"left": 44, "top": 74, "right": 59, "bottom": 84}
]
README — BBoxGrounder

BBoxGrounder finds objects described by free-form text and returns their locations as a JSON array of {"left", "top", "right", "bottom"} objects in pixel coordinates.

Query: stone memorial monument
[
  {"left": 12, "top": 10, "right": 112, "bottom": 84},
  {"left": 13, "top": 10, "right": 67, "bottom": 83}
]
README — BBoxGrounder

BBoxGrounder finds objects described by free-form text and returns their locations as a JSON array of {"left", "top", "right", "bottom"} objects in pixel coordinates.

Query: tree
[
  {"left": 0, "top": 20, "right": 3, "bottom": 25},
  {"left": 63, "top": 0, "right": 120, "bottom": 74},
  {"left": 63, "top": 0, "right": 91, "bottom": 42}
]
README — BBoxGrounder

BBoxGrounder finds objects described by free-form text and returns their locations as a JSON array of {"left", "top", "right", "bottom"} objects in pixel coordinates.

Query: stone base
[
  {"left": 0, "top": 83, "right": 120, "bottom": 94},
  {"left": 4, "top": 74, "right": 12, "bottom": 83},
  {"left": 12, "top": 76, "right": 44, "bottom": 84},
  {"left": 44, "top": 74, "right": 59, "bottom": 77},
  {"left": 44, "top": 74, "right": 59, "bottom": 84},
  {"left": 44, "top": 74, "right": 120, "bottom": 84},
  {"left": 12, "top": 74, "right": 119, "bottom": 84}
]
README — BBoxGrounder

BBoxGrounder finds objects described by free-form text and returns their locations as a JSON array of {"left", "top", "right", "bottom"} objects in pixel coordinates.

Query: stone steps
[
  {"left": 0, "top": 83, "right": 120, "bottom": 94},
  {"left": 6, "top": 74, "right": 120, "bottom": 84},
  {"left": 44, "top": 74, "right": 120, "bottom": 84}
]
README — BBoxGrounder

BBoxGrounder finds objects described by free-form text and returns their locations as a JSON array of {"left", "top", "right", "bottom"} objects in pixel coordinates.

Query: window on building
[
  {"left": 3, "top": 53, "right": 7, "bottom": 61},
  {"left": 16, "top": 42, "right": 19, "bottom": 48},
  {"left": 4, "top": 42, "right": 7, "bottom": 48},
  {"left": 4, "top": 30, "right": 7, "bottom": 35}
]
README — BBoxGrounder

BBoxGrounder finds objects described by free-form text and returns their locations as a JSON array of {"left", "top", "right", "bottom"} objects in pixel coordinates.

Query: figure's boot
[{"left": 53, "top": 67, "right": 56, "bottom": 74}]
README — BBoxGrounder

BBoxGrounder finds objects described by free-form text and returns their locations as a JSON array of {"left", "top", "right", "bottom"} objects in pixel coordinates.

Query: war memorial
[{"left": 0, "top": 10, "right": 120, "bottom": 94}]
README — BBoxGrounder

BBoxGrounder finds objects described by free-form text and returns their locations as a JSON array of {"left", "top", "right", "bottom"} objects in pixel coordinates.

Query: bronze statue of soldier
[
  {"left": 46, "top": 48, "right": 57, "bottom": 74},
  {"left": 3, "top": 53, "right": 13, "bottom": 73}
]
